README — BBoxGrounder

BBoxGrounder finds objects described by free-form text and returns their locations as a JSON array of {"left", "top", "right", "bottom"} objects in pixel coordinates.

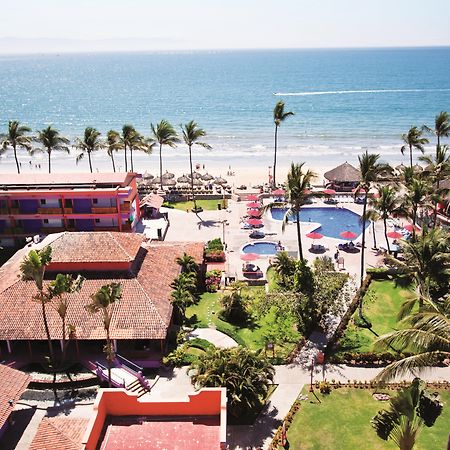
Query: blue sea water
[{"left": 0, "top": 48, "right": 449, "bottom": 170}]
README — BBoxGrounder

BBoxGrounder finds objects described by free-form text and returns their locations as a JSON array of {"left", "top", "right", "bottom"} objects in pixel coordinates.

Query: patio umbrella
[
  {"left": 143, "top": 171, "right": 154, "bottom": 180},
  {"left": 162, "top": 171, "right": 175, "bottom": 180},
  {"left": 165, "top": 178, "right": 176, "bottom": 186},
  {"left": 189, "top": 171, "right": 202, "bottom": 179},
  {"left": 272, "top": 188, "right": 285, "bottom": 196},
  {"left": 340, "top": 230, "right": 358, "bottom": 240},
  {"left": 322, "top": 188, "right": 336, "bottom": 195},
  {"left": 177, "top": 174, "right": 190, "bottom": 183},
  {"left": 404, "top": 223, "right": 420, "bottom": 232},
  {"left": 387, "top": 231, "right": 403, "bottom": 239},
  {"left": 201, "top": 173, "right": 214, "bottom": 181},
  {"left": 214, "top": 176, "right": 227, "bottom": 185},
  {"left": 306, "top": 232, "right": 324, "bottom": 240},
  {"left": 247, "top": 194, "right": 259, "bottom": 201},
  {"left": 192, "top": 178, "right": 203, "bottom": 185},
  {"left": 240, "top": 253, "right": 259, "bottom": 261},
  {"left": 246, "top": 202, "right": 261, "bottom": 208},
  {"left": 247, "top": 210, "right": 261, "bottom": 217},
  {"left": 247, "top": 218, "right": 263, "bottom": 226},
  {"left": 352, "top": 187, "right": 366, "bottom": 194}
]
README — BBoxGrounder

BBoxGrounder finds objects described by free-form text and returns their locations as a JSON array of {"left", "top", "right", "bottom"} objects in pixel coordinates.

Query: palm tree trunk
[
  {"left": 13, "top": 144, "right": 20, "bottom": 174},
  {"left": 359, "top": 194, "right": 368, "bottom": 316},
  {"left": 412, "top": 207, "right": 417, "bottom": 240},
  {"left": 124, "top": 144, "right": 128, "bottom": 172},
  {"left": 61, "top": 316, "right": 68, "bottom": 366},
  {"left": 188, "top": 144, "right": 197, "bottom": 210},
  {"left": 409, "top": 144, "right": 413, "bottom": 169},
  {"left": 41, "top": 300, "right": 55, "bottom": 365},
  {"left": 48, "top": 149, "right": 51, "bottom": 174},
  {"left": 372, "top": 221, "right": 377, "bottom": 249},
  {"left": 273, "top": 125, "right": 278, "bottom": 187},
  {"left": 383, "top": 218, "right": 390, "bottom": 252},
  {"left": 432, "top": 179, "right": 440, "bottom": 228},
  {"left": 296, "top": 209, "right": 303, "bottom": 260},
  {"left": 88, "top": 152, "right": 93, "bottom": 173},
  {"left": 159, "top": 143, "right": 163, "bottom": 190},
  {"left": 106, "top": 326, "right": 112, "bottom": 388},
  {"left": 111, "top": 153, "right": 116, "bottom": 172},
  {"left": 130, "top": 147, "right": 134, "bottom": 172}
]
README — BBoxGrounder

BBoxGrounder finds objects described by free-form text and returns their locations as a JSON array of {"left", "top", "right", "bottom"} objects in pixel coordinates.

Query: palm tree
[
  {"left": 372, "top": 378, "right": 443, "bottom": 449},
  {"left": 1, "top": 120, "right": 32, "bottom": 173},
  {"left": 283, "top": 163, "right": 316, "bottom": 260},
  {"left": 402, "top": 179, "right": 431, "bottom": 239},
  {"left": 85, "top": 282, "right": 123, "bottom": 387},
  {"left": 181, "top": 121, "right": 211, "bottom": 212},
  {"left": 190, "top": 346, "right": 275, "bottom": 418},
  {"left": 368, "top": 185, "right": 401, "bottom": 253},
  {"left": 176, "top": 253, "right": 199, "bottom": 274},
  {"left": 170, "top": 286, "right": 195, "bottom": 324},
  {"left": 47, "top": 274, "right": 84, "bottom": 365},
  {"left": 423, "top": 111, "right": 450, "bottom": 149},
  {"left": 35, "top": 126, "right": 70, "bottom": 173},
  {"left": 106, "top": 130, "right": 121, "bottom": 172},
  {"left": 171, "top": 272, "right": 197, "bottom": 295},
  {"left": 122, "top": 125, "right": 150, "bottom": 172},
  {"left": 75, "top": 127, "right": 102, "bottom": 173},
  {"left": 20, "top": 246, "right": 55, "bottom": 365},
  {"left": 220, "top": 281, "right": 248, "bottom": 324},
  {"left": 401, "top": 126, "right": 429, "bottom": 169},
  {"left": 150, "top": 120, "right": 180, "bottom": 190},
  {"left": 271, "top": 250, "right": 295, "bottom": 288},
  {"left": 356, "top": 152, "right": 390, "bottom": 310},
  {"left": 272, "top": 101, "right": 294, "bottom": 187}
]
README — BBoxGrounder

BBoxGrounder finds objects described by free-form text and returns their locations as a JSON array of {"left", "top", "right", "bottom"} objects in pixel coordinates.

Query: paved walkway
[{"left": 186, "top": 328, "right": 238, "bottom": 348}]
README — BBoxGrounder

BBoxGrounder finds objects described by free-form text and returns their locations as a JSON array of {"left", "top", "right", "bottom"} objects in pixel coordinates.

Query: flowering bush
[
  {"left": 205, "top": 250, "right": 226, "bottom": 262},
  {"left": 205, "top": 270, "right": 222, "bottom": 292}
]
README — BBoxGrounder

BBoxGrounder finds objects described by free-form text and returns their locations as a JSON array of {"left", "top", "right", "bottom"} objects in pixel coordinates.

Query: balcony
[
  {"left": 38, "top": 207, "right": 63, "bottom": 214},
  {"left": 91, "top": 207, "right": 118, "bottom": 214},
  {"left": 64, "top": 208, "right": 73, "bottom": 214},
  {"left": 0, "top": 208, "right": 8, "bottom": 215},
  {"left": 121, "top": 202, "right": 131, "bottom": 212}
]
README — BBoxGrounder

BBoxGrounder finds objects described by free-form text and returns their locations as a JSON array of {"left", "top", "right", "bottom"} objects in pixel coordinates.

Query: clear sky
[{"left": 1, "top": 0, "right": 450, "bottom": 53}]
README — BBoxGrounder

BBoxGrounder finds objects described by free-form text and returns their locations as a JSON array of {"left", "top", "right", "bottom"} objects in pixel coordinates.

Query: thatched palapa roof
[{"left": 324, "top": 162, "right": 361, "bottom": 182}]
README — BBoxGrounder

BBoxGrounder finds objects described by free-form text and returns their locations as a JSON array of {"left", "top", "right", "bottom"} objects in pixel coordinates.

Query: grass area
[
  {"left": 283, "top": 387, "right": 450, "bottom": 450},
  {"left": 164, "top": 199, "right": 227, "bottom": 211},
  {"left": 186, "top": 290, "right": 299, "bottom": 360},
  {"left": 338, "top": 280, "right": 415, "bottom": 354}
]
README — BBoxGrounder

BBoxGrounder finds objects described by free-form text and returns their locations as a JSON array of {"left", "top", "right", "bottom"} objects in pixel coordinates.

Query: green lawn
[
  {"left": 283, "top": 387, "right": 450, "bottom": 450},
  {"left": 186, "top": 291, "right": 299, "bottom": 360},
  {"left": 164, "top": 199, "right": 227, "bottom": 211},
  {"left": 338, "top": 280, "right": 415, "bottom": 354}
]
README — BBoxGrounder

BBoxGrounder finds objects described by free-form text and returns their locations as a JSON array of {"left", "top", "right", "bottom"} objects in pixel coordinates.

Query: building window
[
  {"left": 43, "top": 219, "right": 49, "bottom": 224},
  {"left": 40, "top": 199, "right": 46, "bottom": 205},
  {"left": 95, "top": 219, "right": 100, "bottom": 223},
  {"left": 93, "top": 198, "right": 98, "bottom": 204}
]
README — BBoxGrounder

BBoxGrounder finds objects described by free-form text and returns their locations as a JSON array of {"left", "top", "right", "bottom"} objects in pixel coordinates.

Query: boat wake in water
[{"left": 273, "top": 88, "right": 450, "bottom": 96}]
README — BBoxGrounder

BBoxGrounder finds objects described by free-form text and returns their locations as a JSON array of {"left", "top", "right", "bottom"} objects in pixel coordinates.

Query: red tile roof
[
  {"left": 0, "top": 364, "right": 30, "bottom": 431},
  {"left": 29, "top": 417, "right": 89, "bottom": 450}
]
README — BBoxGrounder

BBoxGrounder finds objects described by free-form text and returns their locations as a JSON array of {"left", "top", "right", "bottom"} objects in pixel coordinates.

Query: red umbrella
[
  {"left": 246, "top": 202, "right": 260, "bottom": 208},
  {"left": 340, "top": 230, "right": 358, "bottom": 240},
  {"left": 247, "top": 194, "right": 259, "bottom": 201},
  {"left": 306, "top": 232, "right": 324, "bottom": 240},
  {"left": 247, "top": 210, "right": 261, "bottom": 217},
  {"left": 404, "top": 223, "right": 420, "bottom": 232},
  {"left": 247, "top": 218, "right": 263, "bottom": 226},
  {"left": 272, "top": 188, "right": 285, "bottom": 196},
  {"left": 322, "top": 189, "right": 336, "bottom": 195},
  {"left": 387, "top": 231, "right": 403, "bottom": 239},
  {"left": 240, "top": 253, "right": 259, "bottom": 261}
]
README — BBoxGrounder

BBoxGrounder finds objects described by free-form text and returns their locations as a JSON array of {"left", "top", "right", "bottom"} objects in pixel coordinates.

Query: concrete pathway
[{"left": 187, "top": 328, "right": 238, "bottom": 348}]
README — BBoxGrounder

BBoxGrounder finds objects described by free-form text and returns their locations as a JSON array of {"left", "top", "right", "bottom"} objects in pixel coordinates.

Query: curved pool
[
  {"left": 270, "top": 206, "right": 369, "bottom": 239},
  {"left": 242, "top": 241, "right": 280, "bottom": 255}
]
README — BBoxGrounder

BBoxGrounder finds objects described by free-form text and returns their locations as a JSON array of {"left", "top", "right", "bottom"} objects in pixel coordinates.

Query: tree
[
  {"left": 125, "top": 125, "right": 150, "bottom": 172},
  {"left": 85, "top": 282, "right": 123, "bottom": 387},
  {"left": 150, "top": 120, "right": 180, "bottom": 190},
  {"left": 1, "top": 120, "right": 32, "bottom": 173},
  {"left": 75, "top": 127, "right": 102, "bottom": 173},
  {"left": 35, "top": 126, "right": 70, "bottom": 173},
  {"left": 283, "top": 162, "right": 316, "bottom": 260},
  {"left": 106, "top": 130, "right": 121, "bottom": 172},
  {"left": 402, "top": 179, "right": 431, "bottom": 239},
  {"left": 20, "top": 246, "right": 55, "bottom": 365},
  {"left": 272, "top": 100, "right": 294, "bottom": 187},
  {"left": 176, "top": 252, "right": 199, "bottom": 274},
  {"left": 372, "top": 378, "right": 443, "bottom": 450},
  {"left": 401, "top": 126, "right": 429, "bottom": 169},
  {"left": 220, "top": 281, "right": 248, "bottom": 324},
  {"left": 171, "top": 272, "right": 197, "bottom": 295},
  {"left": 170, "top": 285, "right": 195, "bottom": 324},
  {"left": 423, "top": 111, "right": 450, "bottom": 149},
  {"left": 271, "top": 250, "right": 296, "bottom": 289},
  {"left": 190, "top": 346, "right": 275, "bottom": 418},
  {"left": 368, "top": 185, "right": 401, "bottom": 253},
  {"left": 181, "top": 121, "right": 211, "bottom": 212}
]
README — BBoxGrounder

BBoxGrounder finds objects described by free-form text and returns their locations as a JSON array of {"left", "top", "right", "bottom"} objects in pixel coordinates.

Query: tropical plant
[
  {"left": 220, "top": 281, "right": 248, "bottom": 324},
  {"left": 171, "top": 285, "right": 195, "bottom": 324},
  {"left": 181, "top": 121, "right": 211, "bottom": 211},
  {"left": 271, "top": 250, "right": 296, "bottom": 288},
  {"left": 283, "top": 162, "right": 317, "bottom": 260},
  {"left": 272, "top": 100, "right": 294, "bottom": 187},
  {"left": 402, "top": 178, "right": 431, "bottom": 238},
  {"left": 35, "top": 125, "right": 70, "bottom": 173},
  {"left": 20, "top": 246, "right": 55, "bottom": 364},
  {"left": 190, "top": 346, "right": 275, "bottom": 418},
  {"left": 372, "top": 378, "right": 443, "bottom": 450},
  {"left": 423, "top": 111, "right": 450, "bottom": 149},
  {"left": 374, "top": 296, "right": 450, "bottom": 382},
  {"left": 150, "top": 120, "right": 180, "bottom": 189},
  {"left": 1, "top": 120, "right": 32, "bottom": 173},
  {"left": 106, "top": 130, "right": 121, "bottom": 172},
  {"left": 75, "top": 126, "right": 102, "bottom": 173},
  {"left": 171, "top": 272, "right": 197, "bottom": 295},
  {"left": 85, "top": 282, "right": 123, "bottom": 387},
  {"left": 401, "top": 126, "right": 429, "bottom": 169},
  {"left": 176, "top": 252, "right": 199, "bottom": 274}
]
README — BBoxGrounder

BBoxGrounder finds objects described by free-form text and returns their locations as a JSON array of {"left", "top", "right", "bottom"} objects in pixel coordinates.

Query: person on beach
[{"left": 334, "top": 250, "right": 340, "bottom": 261}]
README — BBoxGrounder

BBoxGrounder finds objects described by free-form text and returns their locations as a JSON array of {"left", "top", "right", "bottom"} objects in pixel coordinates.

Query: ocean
[{"left": 0, "top": 47, "right": 449, "bottom": 174}]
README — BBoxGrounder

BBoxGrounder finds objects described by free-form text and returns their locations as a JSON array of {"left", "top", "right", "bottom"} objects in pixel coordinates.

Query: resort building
[
  {"left": 0, "top": 173, "right": 141, "bottom": 248},
  {"left": 0, "top": 231, "right": 204, "bottom": 368}
]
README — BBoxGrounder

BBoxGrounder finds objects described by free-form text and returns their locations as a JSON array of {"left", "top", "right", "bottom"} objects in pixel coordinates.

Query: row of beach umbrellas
[{"left": 141, "top": 171, "right": 227, "bottom": 185}]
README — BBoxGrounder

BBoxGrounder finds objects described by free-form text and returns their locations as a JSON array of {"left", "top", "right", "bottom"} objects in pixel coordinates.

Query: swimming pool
[
  {"left": 270, "top": 207, "right": 369, "bottom": 239},
  {"left": 242, "top": 241, "right": 280, "bottom": 255}
]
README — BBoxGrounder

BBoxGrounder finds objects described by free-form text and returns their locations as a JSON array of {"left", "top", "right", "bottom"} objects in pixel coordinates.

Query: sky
[{"left": 1, "top": 0, "right": 450, "bottom": 53}]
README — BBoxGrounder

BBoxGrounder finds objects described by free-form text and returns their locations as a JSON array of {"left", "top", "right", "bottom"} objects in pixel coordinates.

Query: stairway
[{"left": 126, "top": 379, "right": 150, "bottom": 397}]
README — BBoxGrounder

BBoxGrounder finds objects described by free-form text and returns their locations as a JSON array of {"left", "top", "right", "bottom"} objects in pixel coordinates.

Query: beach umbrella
[
  {"left": 306, "top": 232, "right": 324, "bottom": 240},
  {"left": 387, "top": 231, "right": 403, "bottom": 239},
  {"left": 247, "top": 218, "right": 263, "bottom": 226},
  {"left": 272, "top": 188, "right": 285, "bottom": 196},
  {"left": 177, "top": 174, "right": 190, "bottom": 183},
  {"left": 143, "top": 171, "right": 154, "bottom": 180},
  {"left": 214, "top": 176, "right": 227, "bottom": 185},
  {"left": 404, "top": 223, "right": 420, "bottom": 232},
  {"left": 189, "top": 171, "right": 202, "bottom": 179},
  {"left": 201, "top": 172, "right": 214, "bottom": 181},
  {"left": 162, "top": 171, "right": 175, "bottom": 180},
  {"left": 240, "top": 253, "right": 259, "bottom": 261},
  {"left": 340, "top": 230, "right": 358, "bottom": 240},
  {"left": 192, "top": 178, "right": 203, "bottom": 185},
  {"left": 153, "top": 177, "right": 161, "bottom": 184},
  {"left": 352, "top": 187, "right": 366, "bottom": 194},
  {"left": 322, "top": 188, "right": 336, "bottom": 195},
  {"left": 246, "top": 202, "right": 261, "bottom": 208},
  {"left": 247, "top": 210, "right": 261, "bottom": 217},
  {"left": 165, "top": 178, "right": 176, "bottom": 186},
  {"left": 246, "top": 194, "right": 259, "bottom": 201}
]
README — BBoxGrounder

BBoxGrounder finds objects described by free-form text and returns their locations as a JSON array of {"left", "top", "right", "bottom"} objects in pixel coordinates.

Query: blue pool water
[
  {"left": 242, "top": 241, "right": 280, "bottom": 255},
  {"left": 270, "top": 207, "right": 369, "bottom": 239}
]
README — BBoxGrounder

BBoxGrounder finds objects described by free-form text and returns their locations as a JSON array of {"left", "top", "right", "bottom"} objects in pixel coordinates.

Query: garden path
[{"left": 186, "top": 328, "right": 238, "bottom": 348}]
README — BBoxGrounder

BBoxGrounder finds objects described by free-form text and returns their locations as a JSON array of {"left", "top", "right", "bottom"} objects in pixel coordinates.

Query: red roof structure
[{"left": 139, "top": 193, "right": 164, "bottom": 210}]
